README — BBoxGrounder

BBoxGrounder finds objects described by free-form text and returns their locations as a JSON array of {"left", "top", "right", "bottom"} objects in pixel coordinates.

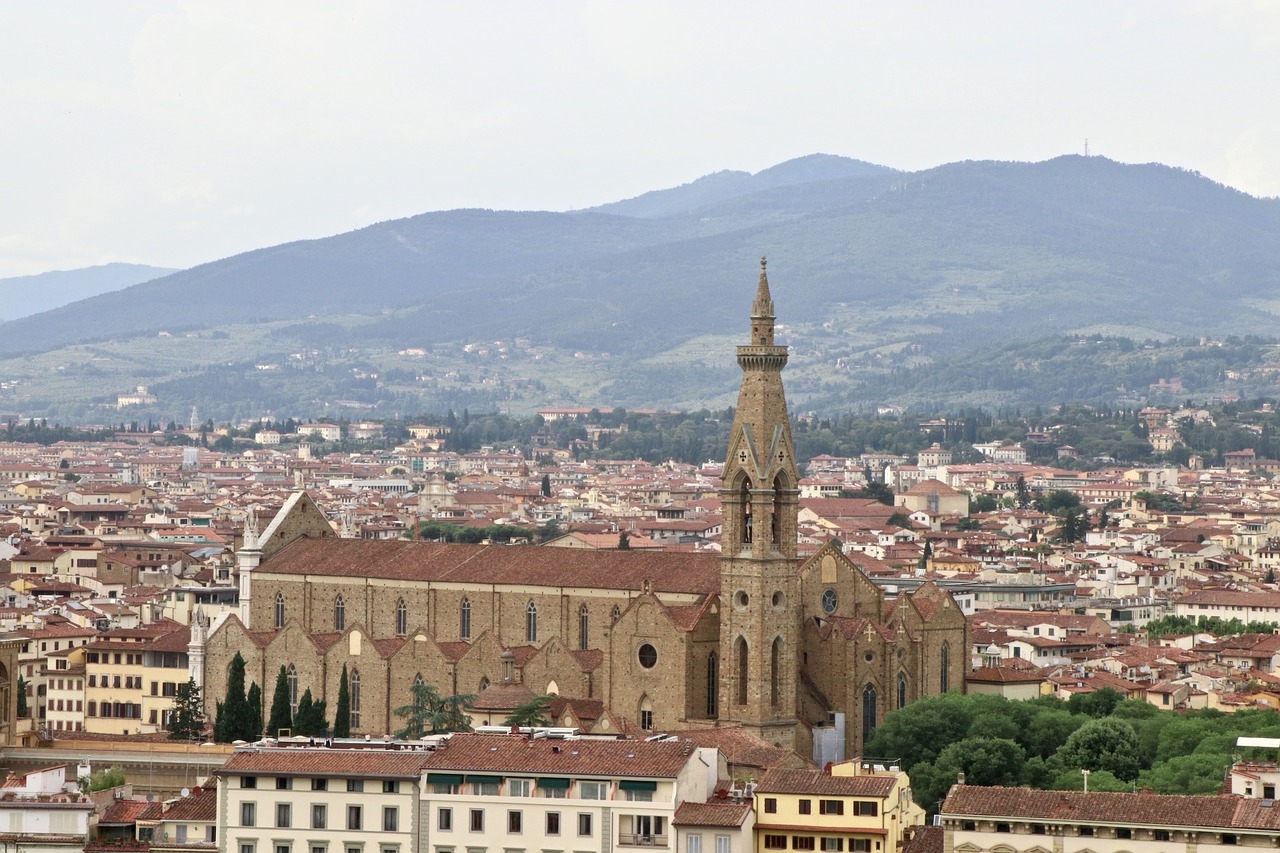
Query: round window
[
  {"left": 638, "top": 643, "right": 658, "bottom": 669},
  {"left": 734, "top": 590, "right": 750, "bottom": 609},
  {"left": 821, "top": 588, "right": 838, "bottom": 614},
  {"left": 771, "top": 591, "right": 785, "bottom": 609},
  {"left": 864, "top": 652, "right": 875, "bottom": 663}
]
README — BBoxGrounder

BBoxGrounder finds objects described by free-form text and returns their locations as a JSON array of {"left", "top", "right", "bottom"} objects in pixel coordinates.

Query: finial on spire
[{"left": 752, "top": 255, "right": 775, "bottom": 321}]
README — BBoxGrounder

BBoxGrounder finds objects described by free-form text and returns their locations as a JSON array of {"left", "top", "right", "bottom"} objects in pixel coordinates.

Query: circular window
[
  {"left": 771, "top": 591, "right": 786, "bottom": 609},
  {"left": 897, "top": 649, "right": 905, "bottom": 661},
  {"left": 864, "top": 652, "right": 875, "bottom": 663},
  {"left": 734, "top": 590, "right": 750, "bottom": 609},
  {"left": 821, "top": 589, "right": 838, "bottom": 614},
  {"left": 638, "top": 643, "right": 658, "bottom": 669}
]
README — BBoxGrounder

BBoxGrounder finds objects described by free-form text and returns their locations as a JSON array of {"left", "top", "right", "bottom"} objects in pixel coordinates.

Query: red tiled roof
[
  {"left": 757, "top": 768, "right": 895, "bottom": 798},
  {"left": 673, "top": 801, "right": 752, "bottom": 827},
  {"left": 418, "top": 731, "right": 696, "bottom": 777}
]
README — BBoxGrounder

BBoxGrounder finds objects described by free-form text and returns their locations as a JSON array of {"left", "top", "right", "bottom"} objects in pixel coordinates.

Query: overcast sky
[{"left": 2, "top": 1, "right": 1278, "bottom": 279}]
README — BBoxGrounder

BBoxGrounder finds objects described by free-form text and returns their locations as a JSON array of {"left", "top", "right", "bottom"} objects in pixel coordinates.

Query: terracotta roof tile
[
  {"left": 673, "top": 802, "right": 752, "bottom": 827},
  {"left": 758, "top": 768, "right": 895, "bottom": 798}
]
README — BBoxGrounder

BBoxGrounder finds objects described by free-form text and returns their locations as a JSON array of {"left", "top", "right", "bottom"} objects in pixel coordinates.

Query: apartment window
[
  {"left": 793, "top": 838, "right": 816, "bottom": 851},
  {"left": 383, "top": 780, "right": 400, "bottom": 794},
  {"left": 276, "top": 846, "right": 290, "bottom": 853},
  {"left": 821, "top": 840, "right": 842, "bottom": 852},
  {"left": 508, "top": 811, "right": 522, "bottom": 833},
  {"left": 347, "top": 805, "right": 363, "bottom": 831},
  {"left": 176, "top": 826, "right": 188, "bottom": 843},
  {"left": 798, "top": 800, "right": 811, "bottom": 815},
  {"left": 438, "top": 808, "right": 453, "bottom": 831},
  {"left": 850, "top": 842, "right": 871, "bottom": 853},
  {"left": 578, "top": 813, "right": 593, "bottom": 837},
  {"left": 312, "top": 804, "right": 327, "bottom": 829},
  {"left": 961, "top": 823, "right": 975, "bottom": 832},
  {"left": 242, "top": 776, "right": 258, "bottom": 789},
  {"left": 1078, "top": 827, "right": 1093, "bottom": 837},
  {"left": 623, "top": 789, "right": 652, "bottom": 802},
  {"left": 763, "top": 837, "right": 787, "bottom": 850},
  {"left": 347, "top": 779, "right": 364, "bottom": 792},
  {"left": 764, "top": 798, "right": 777, "bottom": 814},
  {"left": 312, "top": 847, "right": 326, "bottom": 853},
  {"left": 276, "top": 803, "right": 292, "bottom": 828},
  {"left": 383, "top": 807, "right": 399, "bottom": 832},
  {"left": 579, "top": 781, "right": 606, "bottom": 799},
  {"left": 1154, "top": 831, "right": 1171, "bottom": 842},
  {"left": 240, "top": 802, "right": 256, "bottom": 827},
  {"left": 853, "top": 802, "right": 877, "bottom": 817},
  {"left": 277, "top": 777, "right": 292, "bottom": 790},
  {"left": 995, "top": 823, "right": 1010, "bottom": 833},
  {"left": 716, "top": 835, "right": 730, "bottom": 853},
  {"left": 819, "top": 800, "right": 843, "bottom": 816},
  {"left": 688, "top": 835, "right": 703, "bottom": 853},
  {"left": 640, "top": 708, "right": 654, "bottom": 731},
  {"left": 240, "top": 845, "right": 255, "bottom": 853},
  {"left": 509, "top": 779, "right": 533, "bottom": 797},
  {"left": 546, "top": 812, "right": 561, "bottom": 835},
  {"left": 1223, "top": 835, "right": 1237, "bottom": 846},
  {"left": 469, "top": 809, "right": 484, "bottom": 832},
  {"left": 472, "top": 780, "right": 500, "bottom": 796},
  {"left": 312, "top": 779, "right": 328, "bottom": 791},
  {"left": 1116, "top": 829, "right": 1132, "bottom": 840}
]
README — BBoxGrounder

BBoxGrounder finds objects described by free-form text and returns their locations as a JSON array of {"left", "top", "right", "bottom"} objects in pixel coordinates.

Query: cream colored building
[
  {"left": 753, "top": 759, "right": 924, "bottom": 853},
  {"left": 941, "top": 784, "right": 1280, "bottom": 853}
]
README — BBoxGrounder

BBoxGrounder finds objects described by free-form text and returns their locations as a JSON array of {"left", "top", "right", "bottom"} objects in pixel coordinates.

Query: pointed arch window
[
  {"left": 897, "top": 672, "right": 908, "bottom": 710},
  {"left": 735, "top": 637, "right": 748, "bottom": 706},
  {"left": 287, "top": 664, "right": 298, "bottom": 715},
  {"left": 770, "top": 637, "right": 782, "bottom": 708},
  {"left": 940, "top": 643, "right": 950, "bottom": 693},
  {"left": 413, "top": 673, "right": 424, "bottom": 687},
  {"left": 771, "top": 474, "right": 784, "bottom": 547},
  {"left": 639, "top": 696, "right": 654, "bottom": 731},
  {"left": 334, "top": 595, "right": 345, "bottom": 632},
  {"left": 274, "top": 593, "right": 285, "bottom": 629},
  {"left": 396, "top": 598, "right": 408, "bottom": 636},
  {"left": 479, "top": 676, "right": 490, "bottom": 691},
  {"left": 578, "top": 604, "right": 589, "bottom": 650},
  {"left": 349, "top": 668, "right": 361, "bottom": 731},
  {"left": 706, "top": 652, "right": 719, "bottom": 718},
  {"left": 862, "top": 683, "right": 878, "bottom": 744},
  {"left": 741, "top": 477, "right": 753, "bottom": 545},
  {"left": 460, "top": 598, "right": 471, "bottom": 640},
  {"left": 611, "top": 605, "right": 621, "bottom": 623},
  {"left": 526, "top": 601, "right": 538, "bottom": 643}
]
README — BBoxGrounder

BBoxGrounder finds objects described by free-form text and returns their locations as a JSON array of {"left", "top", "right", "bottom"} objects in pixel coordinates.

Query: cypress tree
[
  {"left": 334, "top": 664, "right": 351, "bottom": 737},
  {"left": 294, "top": 689, "right": 316, "bottom": 736},
  {"left": 216, "top": 652, "right": 248, "bottom": 742},
  {"left": 246, "top": 682, "right": 263, "bottom": 740},
  {"left": 267, "top": 666, "right": 292, "bottom": 735}
]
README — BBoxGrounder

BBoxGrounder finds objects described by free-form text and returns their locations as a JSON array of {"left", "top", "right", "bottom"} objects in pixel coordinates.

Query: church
[{"left": 197, "top": 260, "right": 969, "bottom": 759}]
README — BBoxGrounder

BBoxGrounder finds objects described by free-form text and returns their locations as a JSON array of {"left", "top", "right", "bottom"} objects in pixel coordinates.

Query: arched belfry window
[
  {"left": 396, "top": 598, "right": 408, "bottom": 635},
  {"left": 897, "top": 672, "right": 908, "bottom": 710},
  {"left": 735, "top": 637, "right": 748, "bottom": 706},
  {"left": 460, "top": 598, "right": 471, "bottom": 640},
  {"left": 770, "top": 636, "right": 782, "bottom": 708},
  {"left": 706, "top": 652, "right": 718, "bottom": 718},
  {"left": 940, "top": 643, "right": 950, "bottom": 693},
  {"left": 526, "top": 601, "right": 538, "bottom": 643},
  {"left": 741, "top": 477, "right": 753, "bottom": 545},
  {"left": 579, "top": 604, "right": 589, "bottom": 650},
  {"left": 771, "top": 474, "right": 785, "bottom": 546},
  {"left": 863, "top": 683, "right": 878, "bottom": 744},
  {"left": 274, "top": 593, "right": 285, "bottom": 629},
  {"left": 334, "top": 595, "right": 345, "bottom": 632}
]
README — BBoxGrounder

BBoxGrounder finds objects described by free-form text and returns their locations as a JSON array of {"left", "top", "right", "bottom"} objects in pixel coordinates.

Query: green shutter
[
  {"left": 537, "top": 777, "right": 571, "bottom": 789},
  {"left": 618, "top": 780, "right": 658, "bottom": 792},
  {"left": 467, "top": 775, "right": 503, "bottom": 785},
  {"left": 427, "top": 773, "right": 464, "bottom": 785}
]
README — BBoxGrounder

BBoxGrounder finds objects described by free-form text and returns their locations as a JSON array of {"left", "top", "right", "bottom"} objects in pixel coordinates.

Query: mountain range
[
  {"left": 2, "top": 154, "right": 1279, "bottom": 421},
  {"left": 0, "top": 263, "right": 175, "bottom": 323}
]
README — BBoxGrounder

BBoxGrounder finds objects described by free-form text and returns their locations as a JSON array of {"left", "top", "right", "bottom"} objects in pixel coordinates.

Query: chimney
[{"left": 957, "top": 772, "right": 965, "bottom": 785}]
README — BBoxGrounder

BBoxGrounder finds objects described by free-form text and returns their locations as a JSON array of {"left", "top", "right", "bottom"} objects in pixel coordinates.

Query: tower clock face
[{"left": 822, "top": 588, "right": 838, "bottom": 614}]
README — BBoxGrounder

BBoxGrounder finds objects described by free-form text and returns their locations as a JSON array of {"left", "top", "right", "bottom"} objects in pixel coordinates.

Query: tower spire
[{"left": 751, "top": 256, "right": 776, "bottom": 346}]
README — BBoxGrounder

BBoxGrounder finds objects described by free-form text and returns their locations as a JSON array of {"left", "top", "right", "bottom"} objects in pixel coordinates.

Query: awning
[
  {"left": 467, "top": 775, "right": 503, "bottom": 785},
  {"left": 537, "top": 777, "right": 571, "bottom": 789},
  {"left": 619, "top": 780, "right": 657, "bottom": 792},
  {"left": 427, "top": 773, "right": 465, "bottom": 785}
]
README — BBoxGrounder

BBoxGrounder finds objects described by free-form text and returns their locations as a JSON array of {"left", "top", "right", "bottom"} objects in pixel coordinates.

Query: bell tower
[{"left": 719, "top": 257, "right": 801, "bottom": 748}]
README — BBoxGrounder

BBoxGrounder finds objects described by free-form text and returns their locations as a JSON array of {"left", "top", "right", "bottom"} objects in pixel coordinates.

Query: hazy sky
[{"left": 2, "top": 1, "right": 1278, "bottom": 279}]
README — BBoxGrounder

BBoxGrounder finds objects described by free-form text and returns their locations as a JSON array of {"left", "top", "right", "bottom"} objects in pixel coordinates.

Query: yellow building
[
  {"left": 85, "top": 622, "right": 187, "bottom": 735},
  {"left": 753, "top": 759, "right": 925, "bottom": 853}
]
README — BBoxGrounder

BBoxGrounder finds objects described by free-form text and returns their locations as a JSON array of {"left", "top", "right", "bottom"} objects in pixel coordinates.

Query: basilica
[{"left": 197, "top": 260, "right": 969, "bottom": 758}]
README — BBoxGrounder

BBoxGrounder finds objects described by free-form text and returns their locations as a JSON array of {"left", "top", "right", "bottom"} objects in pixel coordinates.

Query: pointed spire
[{"left": 752, "top": 255, "right": 774, "bottom": 319}]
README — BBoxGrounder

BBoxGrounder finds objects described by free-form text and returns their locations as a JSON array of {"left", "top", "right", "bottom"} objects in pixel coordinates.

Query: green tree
[
  {"left": 268, "top": 666, "right": 292, "bottom": 735},
  {"left": 334, "top": 665, "right": 351, "bottom": 737},
  {"left": 504, "top": 695, "right": 553, "bottom": 728},
  {"left": 81, "top": 766, "right": 126, "bottom": 793},
  {"left": 1138, "top": 753, "right": 1233, "bottom": 794},
  {"left": 1015, "top": 475, "right": 1032, "bottom": 509},
  {"left": 540, "top": 474, "right": 552, "bottom": 497},
  {"left": 393, "top": 682, "right": 478, "bottom": 738},
  {"left": 215, "top": 652, "right": 257, "bottom": 742},
  {"left": 887, "top": 511, "right": 914, "bottom": 529},
  {"left": 618, "top": 531, "right": 631, "bottom": 550},
  {"left": 168, "top": 678, "right": 206, "bottom": 741},
  {"left": 1066, "top": 687, "right": 1122, "bottom": 718},
  {"left": 1049, "top": 768, "right": 1131, "bottom": 792},
  {"left": 247, "top": 681, "right": 262, "bottom": 739},
  {"left": 970, "top": 494, "right": 998, "bottom": 513},
  {"left": 1056, "top": 717, "right": 1142, "bottom": 781},
  {"left": 918, "top": 541, "right": 933, "bottom": 572},
  {"left": 16, "top": 675, "right": 27, "bottom": 717},
  {"left": 293, "top": 690, "right": 329, "bottom": 737}
]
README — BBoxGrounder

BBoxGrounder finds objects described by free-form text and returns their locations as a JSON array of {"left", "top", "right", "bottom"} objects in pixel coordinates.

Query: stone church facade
[{"left": 198, "top": 260, "right": 968, "bottom": 758}]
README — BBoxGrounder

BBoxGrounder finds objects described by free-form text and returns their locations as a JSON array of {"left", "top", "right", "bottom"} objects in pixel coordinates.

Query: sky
[{"left": 2, "top": 0, "right": 1278, "bottom": 279}]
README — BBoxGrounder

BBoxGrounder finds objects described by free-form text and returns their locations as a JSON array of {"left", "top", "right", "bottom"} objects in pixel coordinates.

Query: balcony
[{"left": 619, "top": 835, "right": 669, "bottom": 847}]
